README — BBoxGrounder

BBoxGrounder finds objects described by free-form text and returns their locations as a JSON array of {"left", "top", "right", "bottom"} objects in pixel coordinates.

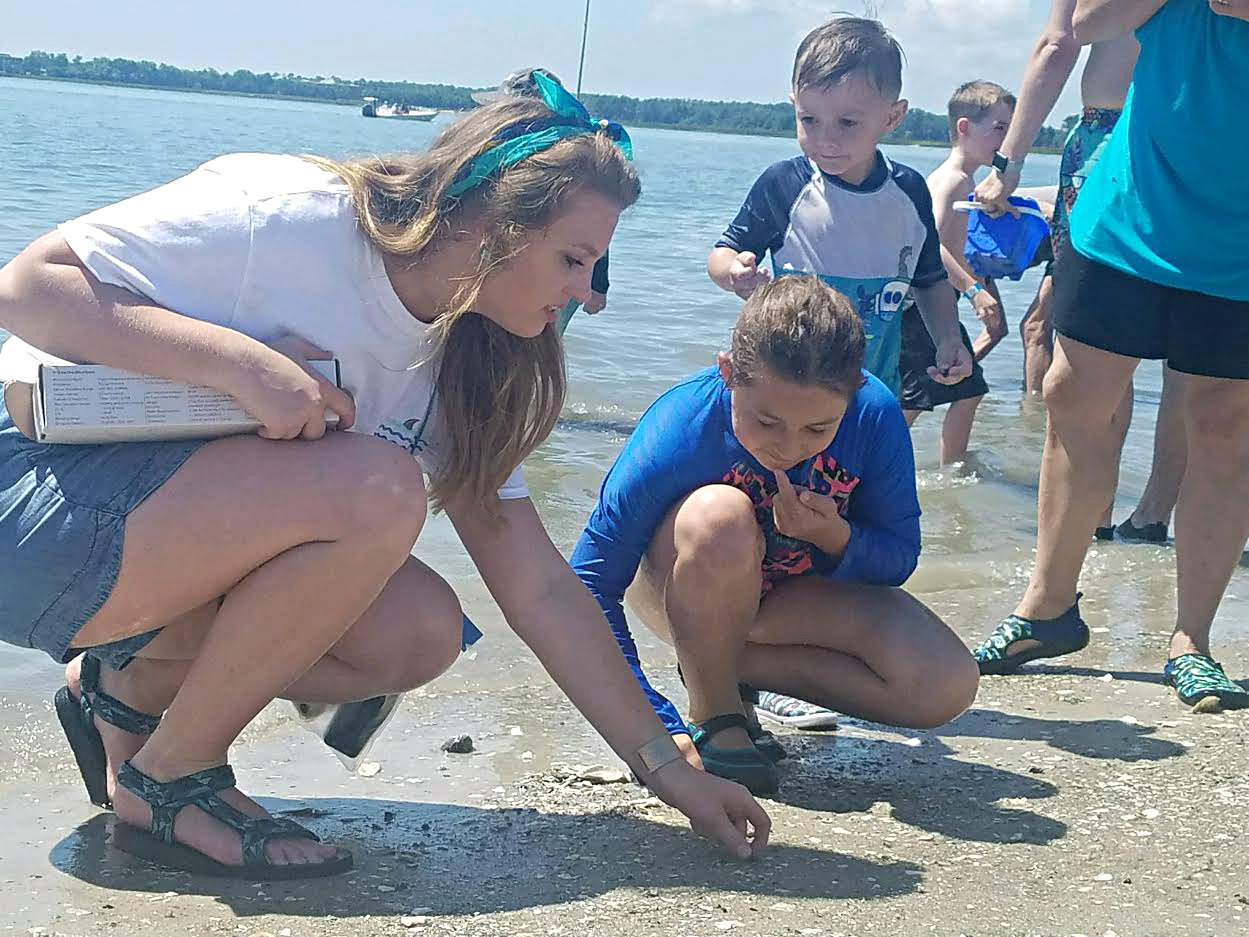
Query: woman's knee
[
  {"left": 1184, "top": 382, "right": 1249, "bottom": 466},
  {"left": 673, "top": 485, "right": 763, "bottom": 576},
  {"left": 326, "top": 436, "right": 429, "bottom": 551},
  {"left": 1040, "top": 359, "right": 1089, "bottom": 419},
  {"left": 356, "top": 576, "right": 464, "bottom": 694}
]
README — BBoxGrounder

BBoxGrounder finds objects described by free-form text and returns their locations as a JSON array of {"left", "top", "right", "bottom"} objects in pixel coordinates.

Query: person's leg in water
[
  {"left": 898, "top": 305, "right": 988, "bottom": 466},
  {"left": 1093, "top": 379, "right": 1134, "bottom": 541},
  {"left": 939, "top": 394, "right": 985, "bottom": 466},
  {"left": 63, "top": 554, "right": 465, "bottom": 806},
  {"left": 1164, "top": 369, "right": 1249, "bottom": 710},
  {"left": 66, "top": 431, "right": 431, "bottom": 871},
  {"left": 975, "top": 335, "right": 1138, "bottom": 673},
  {"left": 1020, "top": 272, "right": 1054, "bottom": 397},
  {"left": 970, "top": 280, "right": 1008, "bottom": 363},
  {"left": 1117, "top": 364, "right": 1187, "bottom": 543}
]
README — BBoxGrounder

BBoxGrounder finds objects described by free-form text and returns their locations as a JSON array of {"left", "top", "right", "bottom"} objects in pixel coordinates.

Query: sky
[{"left": 0, "top": 0, "right": 1085, "bottom": 121}]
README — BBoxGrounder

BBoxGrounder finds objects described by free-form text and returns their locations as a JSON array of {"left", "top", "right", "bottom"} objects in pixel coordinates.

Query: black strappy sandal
[
  {"left": 111, "top": 761, "right": 353, "bottom": 880},
  {"left": 738, "top": 682, "right": 786, "bottom": 763},
  {"left": 688, "top": 713, "right": 779, "bottom": 796},
  {"left": 54, "top": 654, "right": 162, "bottom": 808}
]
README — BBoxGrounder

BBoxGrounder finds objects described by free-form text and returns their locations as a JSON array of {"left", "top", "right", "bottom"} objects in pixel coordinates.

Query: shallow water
[{"left": 1, "top": 76, "right": 1243, "bottom": 757}]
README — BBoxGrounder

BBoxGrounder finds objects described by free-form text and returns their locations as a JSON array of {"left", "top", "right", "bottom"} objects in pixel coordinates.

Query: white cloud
[{"left": 647, "top": 0, "right": 1076, "bottom": 118}]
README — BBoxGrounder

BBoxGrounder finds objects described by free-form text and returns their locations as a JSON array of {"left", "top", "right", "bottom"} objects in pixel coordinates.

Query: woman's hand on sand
[
  {"left": 645, "top": 759, "right": 770, "bottom": 859},
  {"left": 231, "top": 335, "right": 356, "bottom": 439}
]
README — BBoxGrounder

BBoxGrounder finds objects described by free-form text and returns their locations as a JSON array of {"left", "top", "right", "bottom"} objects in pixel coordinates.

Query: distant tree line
[{"left": 1, "top": 51, "right": 1071, "bottom": 147}]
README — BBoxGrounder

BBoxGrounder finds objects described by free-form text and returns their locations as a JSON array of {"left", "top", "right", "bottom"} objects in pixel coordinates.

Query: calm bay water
[{"left": 1, "top": 76, "right": 1242, "bottom": 717}]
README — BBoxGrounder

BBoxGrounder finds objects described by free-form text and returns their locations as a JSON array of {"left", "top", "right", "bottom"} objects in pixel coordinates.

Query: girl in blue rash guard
[{"left": 570, "top": 276, "right": 979, "bottom": 795}]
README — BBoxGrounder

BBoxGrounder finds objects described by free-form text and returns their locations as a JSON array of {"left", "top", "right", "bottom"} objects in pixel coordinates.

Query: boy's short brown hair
[
  {"left": 792, "top": 17, "right": 904, "bottom": 100},
  {"left": 947, "top": 80, "right": 1016, "bottom": 141}
]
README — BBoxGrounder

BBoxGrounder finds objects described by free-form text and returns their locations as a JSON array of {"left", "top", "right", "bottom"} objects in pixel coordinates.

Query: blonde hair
[
  {"left": 311, "top": 100, "right": 640, "bottom": 514},
  {"left": 947, "top": 80, "right": 1015, "bottom": 141},
  {"left": 728, "top": 276, "right": 866, "bottom": 397},
  {"left": 792, "top": 16, "right": 904, "bottom": 99}
]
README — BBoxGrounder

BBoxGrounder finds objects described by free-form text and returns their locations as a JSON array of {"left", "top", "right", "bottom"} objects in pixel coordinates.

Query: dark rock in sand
[{"left": 440, "top": 734, "right": 474, "bottom": 753}]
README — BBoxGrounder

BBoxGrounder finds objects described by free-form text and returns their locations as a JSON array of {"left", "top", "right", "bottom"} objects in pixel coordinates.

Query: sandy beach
[
  {"left": 2, "top": 576, "right": 1247, "bottom": 937},
  {"left": 2, "top": 77, "right": 1248, "bottom": 937}
]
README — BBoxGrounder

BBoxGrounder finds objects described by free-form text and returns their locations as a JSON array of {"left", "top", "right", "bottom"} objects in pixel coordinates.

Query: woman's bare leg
[
  {"left": 1020, "top": 274, "right": 1054, "bottom": 397},
  {"left": 1097, "top": 378, "right": 1136, "bottom": 530},
  {"left": 72, "top": 431, "right": 428, "bottom": 868},
  {"left": 1127, "top": 365, "right": 1187, "bottom": 529},
  {"left": 66, "top": 555, "right": 464, "bottom": 810}
]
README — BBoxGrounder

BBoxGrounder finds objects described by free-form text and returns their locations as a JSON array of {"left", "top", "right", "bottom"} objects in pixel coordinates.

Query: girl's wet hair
[
  {"left": 309, "top": 99, "right": 639, "bottom": 515},
  {"left": 728, "top": 276, "right": 866, "bottom": 396}
]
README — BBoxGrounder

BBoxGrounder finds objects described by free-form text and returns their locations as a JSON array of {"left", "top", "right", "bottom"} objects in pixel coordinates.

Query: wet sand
[{"left": 2, "top": 576, "right": 1247, "bottom": 937}]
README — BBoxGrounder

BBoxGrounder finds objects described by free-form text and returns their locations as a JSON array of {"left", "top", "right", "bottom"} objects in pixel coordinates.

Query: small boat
[{"left": 361, "top": 97, "right": 438, "bottom": 121}]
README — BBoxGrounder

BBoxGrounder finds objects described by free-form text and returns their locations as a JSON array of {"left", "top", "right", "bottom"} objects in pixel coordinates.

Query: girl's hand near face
[
  {"left": 772, "top": 470, "right": 852, "bottom": 558},
  {"left": 229, "top": 335, "right": 356, "bottom": 440}
]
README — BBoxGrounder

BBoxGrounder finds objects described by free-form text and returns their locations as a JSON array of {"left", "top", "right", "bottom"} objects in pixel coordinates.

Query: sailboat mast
[{"left": 575, "top": 0, "right": 591, "bottom": 96}]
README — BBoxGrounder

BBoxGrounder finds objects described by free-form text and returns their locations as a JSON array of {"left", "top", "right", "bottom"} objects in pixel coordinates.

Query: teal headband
[{"left": 446, "top": 71, "right": 633, "bottom": 199}]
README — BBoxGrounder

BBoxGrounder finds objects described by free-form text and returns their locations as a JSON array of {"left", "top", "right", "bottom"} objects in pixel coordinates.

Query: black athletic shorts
[
  {"left": 898, "top": 304, "right": 989, "bottom": 411},
  {"left": 1053, "top": 249, "right": 1249, "bottom": 380}
]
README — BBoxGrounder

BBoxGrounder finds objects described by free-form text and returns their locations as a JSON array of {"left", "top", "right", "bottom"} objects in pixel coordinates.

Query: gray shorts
[{"left": 0, "top": 391, "right": 205, "bottom": 666}]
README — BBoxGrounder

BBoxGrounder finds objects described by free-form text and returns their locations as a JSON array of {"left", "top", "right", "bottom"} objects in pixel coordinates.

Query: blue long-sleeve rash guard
[{"left": 569, "top": 366, "right": 921, "bottom": 735}]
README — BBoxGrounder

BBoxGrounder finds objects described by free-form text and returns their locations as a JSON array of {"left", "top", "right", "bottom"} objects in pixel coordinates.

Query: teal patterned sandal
[
  {"left": 974, "top": 595, "right": 1090, "bottom": 675},
  {"left": 689, "top": 714, "right": 779, "bottom": 796},
  {"left": 1164, "top": 654, "right": 1249, "bottom": 712},
  {"left": 53, "top": 654, "right": 162, "bottom": 808},
  {"left": 112, "top": 761, "right": 353, "bottom": 879}
]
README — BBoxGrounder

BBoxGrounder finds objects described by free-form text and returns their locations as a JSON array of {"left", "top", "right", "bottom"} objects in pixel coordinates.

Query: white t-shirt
[{"left": 0, "top": 153, "right": 528, "bottom": 499}]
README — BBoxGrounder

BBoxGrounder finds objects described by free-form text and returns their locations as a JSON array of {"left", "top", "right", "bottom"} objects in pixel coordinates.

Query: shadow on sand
[
  {"left": 766, "top": 704, "right": 1186, "bottom": 845},
  {"left": 52, "top": 797, "right": 922, "bottom": 915}
]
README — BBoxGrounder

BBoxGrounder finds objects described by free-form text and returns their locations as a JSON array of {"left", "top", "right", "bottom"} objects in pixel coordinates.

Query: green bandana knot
[{"left": 446, "top": 71, "right": 632, "bottom": 199}]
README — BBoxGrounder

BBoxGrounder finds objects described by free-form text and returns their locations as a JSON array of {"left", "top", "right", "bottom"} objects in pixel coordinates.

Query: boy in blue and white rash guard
[
  {"left": 708, "top": 17, "right": 971, "bottom": 395},
  {"left": 570, "top": 277, "right": 978, "bottom": 796}
]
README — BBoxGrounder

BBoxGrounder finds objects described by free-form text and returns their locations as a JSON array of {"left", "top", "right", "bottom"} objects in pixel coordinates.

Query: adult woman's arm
[
  {"left": 974, "top": 0, "right": 1082, "bottom": 211},
  {"left": 0, "top": 233, "right": 353, "bottom": 438},
  {"left": 449, "top": 495, "right": 770, "bottom": 858},
  {"left": 1074, "top": 0, "right": 1167, "bottom": 41}
]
